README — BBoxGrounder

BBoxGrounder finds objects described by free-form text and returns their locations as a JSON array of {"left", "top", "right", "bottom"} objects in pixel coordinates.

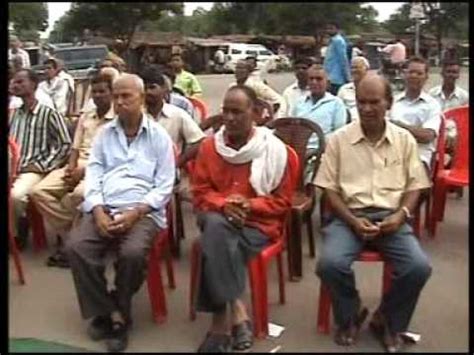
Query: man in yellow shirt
[
  {"left": 314, "top": 74, "right": 431, "bottom": 352},
  {"left": 169, "top": 53, "right": 203, "bottom": 98}
]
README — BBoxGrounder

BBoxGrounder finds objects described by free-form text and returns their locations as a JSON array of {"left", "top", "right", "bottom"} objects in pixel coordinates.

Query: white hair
[
  {"left": 352, "top": 56, "right": 370, "bottom": 69},
  {"left": 100, "top": 67, "right": 120, "bottom": 83},
  {"left": 114, "top": 73, "right": 144, "bottom": 94}
]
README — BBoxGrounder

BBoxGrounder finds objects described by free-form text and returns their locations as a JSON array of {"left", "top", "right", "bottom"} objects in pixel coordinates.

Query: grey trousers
[
  {"left": 316, "top": 208, "right": 432, "bottom": 333},
  {"left": 65, "top": 213, "right": 159, "bottom": 321},
  {"left": 196, "top": 212, "right": 269, "bottom": 313}
]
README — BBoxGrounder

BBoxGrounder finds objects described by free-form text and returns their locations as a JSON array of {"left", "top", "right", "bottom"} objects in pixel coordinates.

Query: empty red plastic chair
[
  {"left": 429, "top": 106, "right": 469, "bottom": 237},
  {"left": 189, "top": 146, "right": 300, "bottom": 338},
  {"left": 8, "top": 138, "right": 26, "bottom": 285},
  {"left": 188, "top": 97, "right": 209, "bottom": 123}
]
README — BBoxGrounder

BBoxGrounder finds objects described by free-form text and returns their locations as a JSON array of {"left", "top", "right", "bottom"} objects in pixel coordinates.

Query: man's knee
[
  {"left": 316, "top": 255, "right": 350, "bottom": 280},
  {"left": 29, "top": 184, "right": 48, "bottom": 204},
  {"left": 119, "top": 244, "right": 148, "bottom": 264},
  {"left": 406, "top": 257, "right": 432, "bottom": 285}
]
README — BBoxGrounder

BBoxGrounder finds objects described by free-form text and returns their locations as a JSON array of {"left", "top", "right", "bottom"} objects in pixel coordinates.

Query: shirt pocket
[
  {"left": 131, "top": 157, "right": 156, "bottom": 183},
  {"left": 378, "top": 158, "right": 405, "bottom": 191}
]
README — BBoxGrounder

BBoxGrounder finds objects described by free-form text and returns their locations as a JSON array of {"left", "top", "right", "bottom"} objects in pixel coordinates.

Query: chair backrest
[
  {"left": 443, "top": 105, "right": 469, "bottom": 173},
  {"left": 266, "top": 117, "right": 325, "bottom": 191},
  {"left": 286, "top": 145, "right": 300, "bottom": 194},
  {"left": 188, "top": 97, "right": 208, "bottom": 123}
]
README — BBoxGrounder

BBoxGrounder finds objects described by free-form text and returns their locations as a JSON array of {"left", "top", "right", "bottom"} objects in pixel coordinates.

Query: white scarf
[{"left": 215, "top": 126, "right": 288, "bottom": 196}]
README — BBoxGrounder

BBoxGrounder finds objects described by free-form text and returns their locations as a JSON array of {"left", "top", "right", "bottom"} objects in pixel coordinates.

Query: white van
[{"left": 223, "top": 43, "right": 279, "bottom": 73}]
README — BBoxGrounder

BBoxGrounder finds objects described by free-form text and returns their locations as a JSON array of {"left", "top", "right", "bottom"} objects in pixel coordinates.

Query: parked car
[
  {"left": 32, "top": 44, "right": 108, "bottom": 79},
  {"left": 223, "top": 43, "right": 279, "bottom": 73}
]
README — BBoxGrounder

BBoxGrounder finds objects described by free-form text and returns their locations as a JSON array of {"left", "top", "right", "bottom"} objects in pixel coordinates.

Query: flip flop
[
  {"left": 197, "top": 332, "right": 232, "bottom": 353},
  {"left": 334, "top": 306, "right": 369, "bottom": 346},
  {"left": 232, "top": 320, "right": 254, "bottom": 351}
]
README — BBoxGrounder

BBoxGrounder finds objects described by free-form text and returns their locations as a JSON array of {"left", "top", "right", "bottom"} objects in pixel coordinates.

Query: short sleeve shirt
[{"left": 314, "top": 121, "right": 431, "bottom": 210}]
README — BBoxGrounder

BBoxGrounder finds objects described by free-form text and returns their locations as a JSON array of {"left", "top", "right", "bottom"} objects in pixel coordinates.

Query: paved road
[{"left": 197, "top": 68, "right": 469, "bottom": 115}]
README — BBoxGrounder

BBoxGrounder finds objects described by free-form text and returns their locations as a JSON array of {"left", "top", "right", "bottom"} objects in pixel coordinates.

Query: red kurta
[{"left": 191, "top": 136, "right": 294, "bottom": 241}]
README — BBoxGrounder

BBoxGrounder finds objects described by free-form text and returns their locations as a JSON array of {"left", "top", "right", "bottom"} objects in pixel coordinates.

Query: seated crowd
[{"left": 8, "top": 34, "right": 468, "bottom": 353}]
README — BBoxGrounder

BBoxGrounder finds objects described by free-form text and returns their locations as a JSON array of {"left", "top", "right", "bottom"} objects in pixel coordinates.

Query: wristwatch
[{"left": 401, "top": 206, "right": 412, "bottom": 220}]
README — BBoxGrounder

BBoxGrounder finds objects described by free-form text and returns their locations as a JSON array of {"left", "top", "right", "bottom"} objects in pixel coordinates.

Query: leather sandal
[
  {"left": 231, "top": 320, "right": 253, "bottom": 351},
  {"left": 334, "top": 305, "right": 369, "bottom": 346},
  {"left": 369, "top": 311, "right": 404, "bottom": 353},
  {"left": 197, "top": 332, "right": 232, "bottom": 353}
]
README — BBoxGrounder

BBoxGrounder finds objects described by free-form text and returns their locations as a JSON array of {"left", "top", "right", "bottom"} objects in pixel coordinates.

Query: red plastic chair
[
  {"left": 429, "top": 106, "right": 469, "bottom": 237},
  {"left": 188, "top": 97, "right": 209, "bottom": 123},
  {"left": 189, "top": 146, "right": 300, "bottom": 338},
  {"left": 146, "top": 208, "right": 176, "bottom": 324},
  {"left": 8, "top": 138, "right": 26, "bottom": 285}
]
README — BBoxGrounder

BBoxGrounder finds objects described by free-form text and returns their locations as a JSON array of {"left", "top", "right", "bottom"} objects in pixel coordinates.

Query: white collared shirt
[
  {"left": 337, "top": 82, "right": 358, "bottom": 121},
  {"left": 281, "top": 82, "right": 310, "bottom": 118},
  {"left": 428, "top": 85, "right": 469, "bottom": 111},
  {"left": 389, "top": 91, "right": 442, "bottom": 166}
]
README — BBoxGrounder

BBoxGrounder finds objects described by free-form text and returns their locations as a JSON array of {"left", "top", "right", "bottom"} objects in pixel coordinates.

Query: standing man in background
[
  {"left": 169, "top": 53, "right": 203, "bottom": 98},
  {"left": 9, "top": 36, "right": 31, "bottom": 69},
  {"left": 323, "top": 21, "right": 351, "bottom": 95}
]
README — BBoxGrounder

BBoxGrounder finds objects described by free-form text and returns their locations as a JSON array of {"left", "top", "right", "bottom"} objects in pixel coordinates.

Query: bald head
[
  {"left": 113, "top": 73, "right": 144, "bottom": 94},
  {"left": 356, "top": 74, "right": 392, "bottom": 128}
]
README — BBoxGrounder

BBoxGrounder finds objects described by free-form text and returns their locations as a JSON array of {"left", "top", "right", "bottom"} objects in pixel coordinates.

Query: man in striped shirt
[{"left": 9, "top": 69, "right": 72, "bottom": 248}]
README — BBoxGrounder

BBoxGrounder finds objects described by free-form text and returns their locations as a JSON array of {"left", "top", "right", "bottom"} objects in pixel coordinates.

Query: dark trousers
[
  {"left": 196, "top": 212, "right": 269, "bottom": 313},
  {"left": 316, "top": 209, "right": 432, "bottom": 333},
  {"left": 65, "top": 213, "right": 159, "bottom": 321}
]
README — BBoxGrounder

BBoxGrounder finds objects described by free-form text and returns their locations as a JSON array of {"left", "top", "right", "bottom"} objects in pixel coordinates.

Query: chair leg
[
  {"left": 9, "top": 230, "right": 25, "bottom": 285},
  {"left": 288, "top": 211, "right": 303, "bottom": 281},
  {"left": 429, "top": 180, "right": 447, "bottom": 238},
  {"left": 317, "top": 283, "right": 331, "bottom": 334},
  {"left": 306, "top": 211, "right": 316, "bottom": 258},
  {"left": 164, "top": 233, "right": 176, "bottom": 289},
  {"left": 174, "top": 193, "right": 185, "bottom": 257},
  {"left": 147, "top": 244, "right": 167, "bottom": 324},
  {"left": 28, "top": 201, "right": 47, "bottom": 252},
  {"left": 189, "top": 241, "right": 201, "bottom": 321},
  {"left": 249, "top": 256, "right": 268, "bottom": 339},
  {"left": 382, "top": 262, "right": 392, "bottom": 295},
  {"left": 276, "top": 253, "right": 285, "bottom": 304},
  {"left": 285, "top": 220, "right": 294, "bottom": 281}
]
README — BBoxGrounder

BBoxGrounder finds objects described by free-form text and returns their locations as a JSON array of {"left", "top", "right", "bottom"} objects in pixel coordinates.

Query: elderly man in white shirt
[
  {"left": 281, "top": 57, "right": 312, "bottom": 117},
  {"left": 389, "top": 57, "right": 442, "bottom": 172},
  {"left": 9, "top": 36, "right": 31, "bottom": 69},
  {"left": 429, "top": 60, "right": 469, "bottom": 111},
  {"left": 337, "top": 56, "right": 370, "bottom": 121}
]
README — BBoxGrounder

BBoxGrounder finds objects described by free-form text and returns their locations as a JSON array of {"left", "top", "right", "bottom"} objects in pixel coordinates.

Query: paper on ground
[{"left": 268, "top": 323, "right": 285, "bottom": 338}]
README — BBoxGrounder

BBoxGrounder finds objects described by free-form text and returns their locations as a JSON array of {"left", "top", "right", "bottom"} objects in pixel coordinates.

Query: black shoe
[
  {"left": 87, "top": 315, "right": 113, "bottom": 341},
  {"left": 46, "top": 250, "right": 70, "bottom": 268},
  {"left": 105, "top": 321, "right": 129, "bottom": 352}
]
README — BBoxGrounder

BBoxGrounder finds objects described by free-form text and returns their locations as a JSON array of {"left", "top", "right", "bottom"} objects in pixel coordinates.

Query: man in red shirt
[{"left": 192, "top": 85, "right": 294, "bottom": 352}]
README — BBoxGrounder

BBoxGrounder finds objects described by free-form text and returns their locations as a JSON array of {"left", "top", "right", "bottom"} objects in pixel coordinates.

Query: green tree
[
  {"left": 9, "top": 2, "right": 48, "bottom": 42},
  {"left": 57, "top": 2, "right": 183, "bottom": 49}
]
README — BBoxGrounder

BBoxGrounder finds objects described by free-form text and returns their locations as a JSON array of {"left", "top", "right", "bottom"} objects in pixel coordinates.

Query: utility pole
[{"left": 410, "top": 2, "right": 425, "bottom": 56}]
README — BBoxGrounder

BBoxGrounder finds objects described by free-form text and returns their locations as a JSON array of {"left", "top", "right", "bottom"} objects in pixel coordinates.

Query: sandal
[
  {"left": 334, "top": 306, "right": 368, "bottom": 346},
  {"left": 46, "top": 250, "right": 70, "bottom": 268},
  {"left": 231, "top": 320, "right": 253, "bottom": 351},
  {"left": 369, "top": 311, "right": 403, "bottom": 353},
  {"left": 198, "top": 332, "right": 232, "bottom": 353}
]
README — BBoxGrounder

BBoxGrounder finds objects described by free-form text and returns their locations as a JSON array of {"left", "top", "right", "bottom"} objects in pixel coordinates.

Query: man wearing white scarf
[{"left": 192, "top": 85, "right": 294, "bottom": 353}]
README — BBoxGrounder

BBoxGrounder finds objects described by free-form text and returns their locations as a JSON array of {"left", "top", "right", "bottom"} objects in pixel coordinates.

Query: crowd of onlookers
[{"left": 8, "top": 20, "right": 468, "bottom": 353}]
